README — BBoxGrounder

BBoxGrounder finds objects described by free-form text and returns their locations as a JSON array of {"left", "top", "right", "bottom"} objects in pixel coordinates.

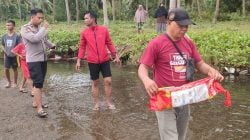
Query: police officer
[{"left": 21, "top": 8, "right": 55, "bottom": 118}]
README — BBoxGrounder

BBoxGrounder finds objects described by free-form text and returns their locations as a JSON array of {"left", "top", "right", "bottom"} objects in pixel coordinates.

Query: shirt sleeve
[
  {"left": 44, "top": 35, "right": 55, "bottom": 49},
  {"left": 77, "top": 31, "right": 87, "bottom": 59},
  {"left": 139, "top": 40, "right": 158, "bottom": 67},
  {"left": 105, "top": 28, "right": 116, "bottom": 58},
  {"left": 21, "top": 26, "right": 48, "bottom": 43}
]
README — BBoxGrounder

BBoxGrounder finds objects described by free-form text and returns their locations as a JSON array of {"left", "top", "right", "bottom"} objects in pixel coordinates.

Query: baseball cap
[{"left": 167, "top": 8, "right": 196, "bottom": 26}]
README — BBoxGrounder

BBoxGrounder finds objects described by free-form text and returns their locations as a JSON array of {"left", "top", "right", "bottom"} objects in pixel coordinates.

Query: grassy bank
[{"left": 0, "top": 20, "right": 249, "bottom": 68}]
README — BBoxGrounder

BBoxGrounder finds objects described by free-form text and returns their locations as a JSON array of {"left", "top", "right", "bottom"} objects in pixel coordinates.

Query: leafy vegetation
[{"left": 0, "top": 20, "right": 249, "bottom": 68}]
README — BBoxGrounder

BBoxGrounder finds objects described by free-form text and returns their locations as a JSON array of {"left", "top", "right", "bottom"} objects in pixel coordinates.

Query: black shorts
[
  {"left": 88, "top": 61, "right": 112, "bottom": 80},
  {"left": 27, "top": 61, "right": 47, "bottom": 88},
  {"left": 4, "top": 56, "right": 18, "bottom": 69}
]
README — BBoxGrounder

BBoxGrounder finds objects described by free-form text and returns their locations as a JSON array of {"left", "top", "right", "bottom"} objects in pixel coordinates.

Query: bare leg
[
  {"left": 27, "top": 78, "right": 33, "bottom": 94},
  {"left": 19, "top": 77, "right": 26, "bottom": 91},
  {"left": 33, "top": 87, "right": 43, "bottom": 112},
  {"left": 13, "top": 68, "right": 18, "bottom": 86},
  {"left": 4, "top": 68, "right": 11, "bottom": 87},
  {"left": 103, "top": 77, "right": 113, "bottom": 106},
  {"left": 92, "top": 80, "right": 100, "bottom": 110}
]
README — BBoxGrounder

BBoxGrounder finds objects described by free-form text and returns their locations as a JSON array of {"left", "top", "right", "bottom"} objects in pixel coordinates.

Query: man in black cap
[{"left": 138, "top": 8, "right": 223, "bottom": 140}]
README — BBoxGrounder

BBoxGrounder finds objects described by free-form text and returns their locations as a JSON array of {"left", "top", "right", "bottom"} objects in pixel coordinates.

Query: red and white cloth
[{"left": 149, "top": 77, "right": 231, "bottom": 111}]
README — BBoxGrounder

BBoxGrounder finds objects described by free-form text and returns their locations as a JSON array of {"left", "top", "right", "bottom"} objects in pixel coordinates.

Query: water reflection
[{"left": 0, "top": 61, "right": 249, "bottom": 139}]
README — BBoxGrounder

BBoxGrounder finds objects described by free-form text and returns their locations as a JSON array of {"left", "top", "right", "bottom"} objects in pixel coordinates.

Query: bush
[{"left": 189, "top": 30, "right": 250, "bottom": 68}]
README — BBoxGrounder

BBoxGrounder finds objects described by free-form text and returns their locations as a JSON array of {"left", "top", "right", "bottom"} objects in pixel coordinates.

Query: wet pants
[{"left": 155, "top": 105, "right": 190, "bottom": 140}]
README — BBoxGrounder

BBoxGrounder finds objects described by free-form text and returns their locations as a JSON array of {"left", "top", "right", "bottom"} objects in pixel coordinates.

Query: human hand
[
  {"left": 208, "top": 68, "right": 224, "bottom": 82},
  {"left": 75, "top": 59, "right": 81, "bottom": 72},
  {"left": 42, "top": 21, "right": 49, "bottom": 29},
  {"left": 143, "top": 78, "right": 159, "bottom": 97},
  {"left": 113, "top": 55, "right": 121, "bottom": 65},
  {"left": 19, "top": 56, "right": 24, "bottom": 59}
]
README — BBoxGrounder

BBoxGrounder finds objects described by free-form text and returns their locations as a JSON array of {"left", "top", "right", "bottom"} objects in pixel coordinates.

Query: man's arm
[
  {"left": 43, "top": 34, "right": 55, "bottom": 49},
  {"left": 138, "top": 64, "right": 158, "bottom": 97},
  {"left": 106, "top": 29, "right": 116, "bottom": 57},
  {"left": 75, "top": 32, "right": 87, "bottom": 71},
  {"left": 196, "top": 60, "right": 224, "bottom": 81},
  {"left": 105, "top": 29, "right": 120, "bottom": 63},
  {"left": 21, "top": 26, "right": 48, "bottom": 43}
]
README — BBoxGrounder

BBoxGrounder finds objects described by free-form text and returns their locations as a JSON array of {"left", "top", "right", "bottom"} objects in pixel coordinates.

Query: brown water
[{"left": 1, "top": 61, "right": 250, "bottom": 140}]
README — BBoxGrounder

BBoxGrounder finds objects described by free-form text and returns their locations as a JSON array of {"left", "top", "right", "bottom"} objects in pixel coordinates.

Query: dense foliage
[
  {"left": 0, "top": 20, "right": 249, "bottom": 68},
  {"left": 0, "top": 0, "right": 249, "bottom": 22}
]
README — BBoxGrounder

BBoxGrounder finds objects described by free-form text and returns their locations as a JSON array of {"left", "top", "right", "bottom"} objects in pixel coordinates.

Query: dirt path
[{"left": 0, "top": 79, "right": 58, "bottom": 140}]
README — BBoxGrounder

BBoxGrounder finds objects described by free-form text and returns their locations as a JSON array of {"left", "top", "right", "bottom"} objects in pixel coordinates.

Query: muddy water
[{"left": 2, "top": 61, "right": 250, "bottom": 139}]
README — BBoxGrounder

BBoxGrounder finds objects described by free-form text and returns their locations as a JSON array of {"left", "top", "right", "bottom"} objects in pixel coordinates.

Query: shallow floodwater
[{"left": 1, "top": 61, "right": 250, "bottom": 140}]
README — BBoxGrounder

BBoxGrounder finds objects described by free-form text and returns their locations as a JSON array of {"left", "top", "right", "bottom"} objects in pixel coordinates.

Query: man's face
[
  {"left": 6, "top": 22, "right": 14, "bottom": 31},
  {"left": 31, "top": 13, "right": 44, "bottom": 26},
  {"left": 84, "top": 14, "right": 95, "bottom": 27},
  {"left": 168, "top": 21, "right": 188, "bottom": 39}
]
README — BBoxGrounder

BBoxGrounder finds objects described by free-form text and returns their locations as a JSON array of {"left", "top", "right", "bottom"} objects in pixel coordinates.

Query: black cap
[{"left": 167, "top": 8, "right": 195, "bottom": 26}]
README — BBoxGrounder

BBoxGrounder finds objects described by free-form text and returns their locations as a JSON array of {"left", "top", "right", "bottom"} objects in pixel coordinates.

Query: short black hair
[
  {"left": 7, "top": 20, "right": 15, "bottom": 26},
  {"left": 30, "top": 8, "right": 43, "bottom": 16},
  {"left": 84, "top": 11, "right": 98, "bottom": 24}
]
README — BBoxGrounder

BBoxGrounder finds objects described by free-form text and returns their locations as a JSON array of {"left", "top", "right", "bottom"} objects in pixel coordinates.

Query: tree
[
  {"left": 177, "top": 0, "right": 181, "bottom": 8},
  {"left": 213, "top": 0, "right": 220, "bottom": 24},
  {"left": 242, "top": 0, "right": 246, "bottom": 17},
  {"left": 197, "top": 0, "right": 201, "bottom": 18},
  {"left": 52, "top": 0, "right": 56, "bottom": 22},
  {"left": 112, "top": 0, "right": 115, "bottom": 21},
  {"left": 103, "top": 0, "right": 109, "bottom": 26},
  {"left": 76, "top": 0, "right": 79, "bottom": 22},
  {"left": 169, "top": 0, "right": 176, "bottom": 9},
  {"left": 17, "top": 0, "right": 22, "bottom": 20},
  {"left": 65, "top": 0, "right": 71, "bottom": 24}
]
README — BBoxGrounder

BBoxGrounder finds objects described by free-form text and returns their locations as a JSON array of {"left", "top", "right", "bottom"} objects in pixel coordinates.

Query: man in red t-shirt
[
  {"left": 76, "top": 11, "right": 120, "bottom": 111},
  {"left": 138, "top": 8, "right": 224, "bottom": 140}
]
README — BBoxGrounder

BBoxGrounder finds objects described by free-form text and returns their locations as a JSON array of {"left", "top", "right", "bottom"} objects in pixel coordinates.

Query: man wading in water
[{"left": 76, "top": 11, "right": 120, "bottom": 111}]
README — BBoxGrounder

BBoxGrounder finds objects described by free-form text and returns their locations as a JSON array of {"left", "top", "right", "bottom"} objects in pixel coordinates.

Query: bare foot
[
  {"left": 12, "top": 83, "right": 17, "bottom": 88},
  {"left": 106, "top": 103, "right": 116, "bottom": 110},
  {"left": 5, "top": 83, "right": 11, "bottom": 88},
  {"left": 93, "top": 103, "right": 100, "bottom": 111}
]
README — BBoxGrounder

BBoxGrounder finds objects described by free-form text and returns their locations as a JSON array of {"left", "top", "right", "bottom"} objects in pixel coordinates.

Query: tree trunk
[
  {"left": 103, "top": 0, "right": 109, "bottom": 26},
  {"left": 145, "top": 0, "right": 148, "bottom": 12},
  {"left": 191, "top": 0, "right": 195, "bottom": 12},
  {"left": 242, "top": 0, "right": 246, "bottom": 17},
  {"left": 177, "top": 0, "right": 181, "bottom": 8},
  {"left": 53, "top": 0, "right": 56, "bottom": 22},
  {"left": 65, "top": 0, "right": 71, "bottom": 24},
  {"left": 118, "top": 0, "right": 122, "bottom": 19},
  {"left": 169, "top": 0, "right": 176, "bottom": 9},
  {"left": 76, "top": 0, "right": 79, "bottom": 22},
  {"left": 126, "top": 0, "right": 133, "bottom": 10},
  {"left": 112, "top": 0, "right": 115, "bottom": 21},
  {"left": 158, "top": 0, "right": 162, "bottom": 6},
  {"left": 86, "top": 0, "right": 89, "bottom": 10},
  {"left": 17, "top": 0, "right": 22, "bottom": 20},
  {"left": 212, "top": 0, "right": 220, "bottom": 24},
  {"left": 197, "top": 0, "right": 201, "bottom": 18}
]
